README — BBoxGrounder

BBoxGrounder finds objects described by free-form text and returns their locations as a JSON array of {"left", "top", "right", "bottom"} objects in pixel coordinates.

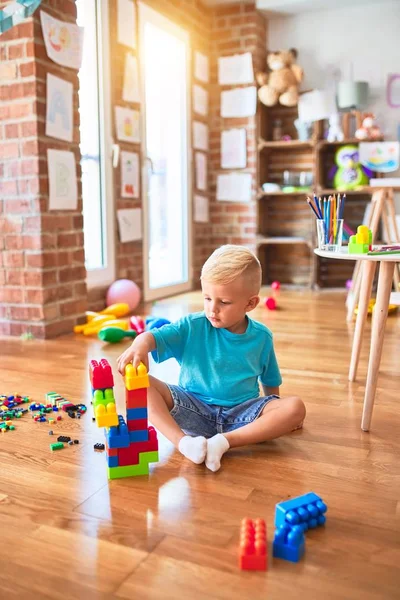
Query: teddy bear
[
  {"left": 355, "top": 113, "right": 382, "bottom": 140},
  {"left": 256, "top": 49, "right": 303, "bottom": 107}
]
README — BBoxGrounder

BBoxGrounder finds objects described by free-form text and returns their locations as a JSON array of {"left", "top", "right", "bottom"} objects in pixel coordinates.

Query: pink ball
[
  {"left": 106, "top": 279, "right": 141, "bottom": 312},
  {"left": 264, "top": 296, "right": 277, "bottom": 310},
  {"left": 271, "top": 281, "right": 281, "bottom": 291},
  {"left": 346, "top": 279, "right": 353, "bottom": 290}
]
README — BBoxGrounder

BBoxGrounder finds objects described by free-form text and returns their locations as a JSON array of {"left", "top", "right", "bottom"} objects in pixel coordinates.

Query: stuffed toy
[
  {"left": 256, "top": 49, "right": 303, "bottom": 107},
  {"left": 327, "top": 113, "right": 344, "bottom": 142},
  {"left": 329, "top": 145, "right": 373, "bottom": 191},
  {"left": 355, "top": 114, "right": 382, "bottom": 140}
]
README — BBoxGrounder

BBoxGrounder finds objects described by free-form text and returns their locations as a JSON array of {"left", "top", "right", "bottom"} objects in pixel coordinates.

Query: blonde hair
[{"left": 201, "top": 245, "right": 261, "bottom": 292}]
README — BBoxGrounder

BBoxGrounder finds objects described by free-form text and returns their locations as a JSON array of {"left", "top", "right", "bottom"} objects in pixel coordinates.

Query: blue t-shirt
[{"left": 151, "top": 312, "right": 282, "bottom": 408}]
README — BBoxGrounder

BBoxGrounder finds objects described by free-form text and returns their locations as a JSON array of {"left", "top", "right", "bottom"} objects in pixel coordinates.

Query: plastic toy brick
[
  {"left": 50, "top": 442, "right": 64, "bottom": 451},
  {"left": 128, "top": 429, "right": 149, "bottom": 443},
  {"left": 61, "top": 403, "right": 75, "bottom": 411},
  {"left": 94, "top": 443, "right": 105, "bottom": 451},
  {"left": 127, "top": 418, "right": 148, "bottom": 432},
  {"left": 275, "top": 492, "right": 327, "bottom": 531},
  {"left": 107, "top": 454, "right": 119, "bottom": 468},
  {"left": 239, "top": 518, "right": 267, "bottom": 571},
  {"left": 273, "top": 524, "right": 305, "bottom": 563},
  {"left": 125, "top": 363, "right": 149, "bottom": 391},
  {"left": 107, "top": 450, "right": 159, "bottom": 480},
  {"left": 93, "top": 388, "right": 115, "bottom": 408},
  {"left": 105, "top": 415, "right": 130, "bottom": 449},
  {"left": 126, "top": 407, "right": 148, "bottom": 421},
  {"left": 348, "top": 225, "right": 372, "bottom": 254},
  {"left": 95, "top": 407, "right": 119, "bottom": 428},
  {"left": 126, "top": 387, "right": 147, "bottom": 409},
  {"left": 89, "top": 358, "right": 114, "bottom": 390},
  {"left": 117, "top": 426, "right": 158, "bottom": 467},
  {"left": 57, "top": 436, "right": 71, "bottom": 443}
]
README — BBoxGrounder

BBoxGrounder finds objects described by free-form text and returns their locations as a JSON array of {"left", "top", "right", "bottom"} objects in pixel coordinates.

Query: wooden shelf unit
[{"left": 257, "top": 104, "right": 376, "bottom": 288}]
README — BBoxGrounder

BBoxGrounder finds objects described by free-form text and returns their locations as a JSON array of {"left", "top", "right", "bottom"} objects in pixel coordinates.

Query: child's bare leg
[
  {"left": 148, "top": 376, "right": 207, "bottom": 464},
  {"left": 205, "top": 396, "right": 305, "bottom": 472}
]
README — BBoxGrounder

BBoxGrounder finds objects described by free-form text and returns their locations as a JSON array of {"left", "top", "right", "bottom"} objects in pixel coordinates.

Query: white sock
[
  {"left": 178, "top": 435, "right": 207, "bottom": 464},
  {"left": 205, "top": 434, "right": 230, "bottom": 472}
]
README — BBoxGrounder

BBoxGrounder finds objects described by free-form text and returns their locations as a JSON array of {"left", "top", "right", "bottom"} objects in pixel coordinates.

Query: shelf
[
  {"left": 257, "top": 189, "right": 310, "bottom": 199},
  {"left": 258, "top": 138, "right": 314, "bottom": 151},
  {"left": 317, "top": 137, "right": 384, "bottom": 148},
  {"left": 256, "top": 236, "right": 311, "bottom": 246},
  {"left": 319, "top": 187, "right": 389, "bottom": 195}
]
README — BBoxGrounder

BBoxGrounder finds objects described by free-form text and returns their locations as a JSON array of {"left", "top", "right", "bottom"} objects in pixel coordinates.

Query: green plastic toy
[{"left": 98, "top": 327, "right": 137, "bottom": 344}]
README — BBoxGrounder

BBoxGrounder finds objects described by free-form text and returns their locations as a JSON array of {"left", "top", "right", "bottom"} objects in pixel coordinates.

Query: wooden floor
[{"left": 1, "top": 289, "right": 400, "bottom": 599}]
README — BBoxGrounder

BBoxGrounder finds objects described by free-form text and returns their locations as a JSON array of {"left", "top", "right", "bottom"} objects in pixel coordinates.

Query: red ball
[
  {"left": 271, "top": 281, "right": 281, "bottom": 291},
  {"left": 264, "top": 297, "right": 277, "bottom": 310}
]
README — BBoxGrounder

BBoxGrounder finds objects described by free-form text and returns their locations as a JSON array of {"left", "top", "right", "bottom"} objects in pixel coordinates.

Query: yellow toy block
[
  {"left": 83, "top": 319, "right": 128, "bottom": 336},
  {"left": 95, "top": 402, "right": 118, "bottom": 428},
  {"left": 125, "top": 363, "right": 149, "bottom": 391}
]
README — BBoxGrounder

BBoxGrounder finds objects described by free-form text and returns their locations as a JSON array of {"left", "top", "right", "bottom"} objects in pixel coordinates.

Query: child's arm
[
  {"left": 262, "top": 384, "right": 280, "bottom": 397},
  {"left": 117, "top": 332, "right": 156, "bottom": 374}
]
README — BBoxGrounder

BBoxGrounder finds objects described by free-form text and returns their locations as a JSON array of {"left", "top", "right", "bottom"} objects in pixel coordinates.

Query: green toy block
[
  {"left": 50, "top": 442, "right": 64, "bottom": 451},
  {"left": 107, "top": 451, "right": 159, "bottom": 480},
  {"left": 348, "top": 241, "right": 369, "bottom": 254},
  {"left": 93, "top": 388, "right": 115, "bottom": 408}
]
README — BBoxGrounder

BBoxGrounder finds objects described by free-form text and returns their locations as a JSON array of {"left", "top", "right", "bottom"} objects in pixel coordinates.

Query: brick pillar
[
  {"left": 0, "top": 1, "right": 87, "bottom": 338},
  {"left": 208, "top": 3, "right": 267, "bottom": 257}
]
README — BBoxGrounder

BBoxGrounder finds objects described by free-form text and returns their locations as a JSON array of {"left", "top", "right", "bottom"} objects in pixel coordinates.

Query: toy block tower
[{"left": 89, "top": 359, "right": 158, "bottom": 479}]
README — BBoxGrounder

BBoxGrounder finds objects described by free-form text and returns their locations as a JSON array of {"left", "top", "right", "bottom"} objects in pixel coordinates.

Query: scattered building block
[{"left": 239, "top": 518, "right": 267, "bottom": 571}]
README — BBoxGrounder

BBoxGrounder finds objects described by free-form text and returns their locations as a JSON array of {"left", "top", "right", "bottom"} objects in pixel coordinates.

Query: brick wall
[
  {"left": 0, "top": 0, "right": 87, "bottom": 338},
  {"left": 207, "top": 3, "right": 267, "bottom": 273}
]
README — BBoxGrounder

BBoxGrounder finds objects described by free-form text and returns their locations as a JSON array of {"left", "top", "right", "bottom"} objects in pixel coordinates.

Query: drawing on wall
[
  {"left": 221, "top": 128, "right": 247, "bottom": 169},
  {"left": 115, "top": 106, "right": 140, "bottom": 143},
  {"left": 387, "top": 73, "right": 400, "bottom": 108},
  {"left": 218, "top": 52, "right": 254, "bottom": 85},
  {"left": 216, "top": 172, "right": 252, "bottom": 203},
  {"left": 122, "top": 53, "right": 140, "bottom": 103},
  {"left": 46, "top": 73, "right": 73, "bottom": 142},
  {"left": 193, "top": 84, "right": 208, "bottom": 117},
  {"left": 40, "top": 10, "right": 83, "bottom": 70},
  {"left": 194, "top": 194, "right": 209, "bottom": 223},
  {"left": 117, "top": 208, "right": 142, "bottom": 243},
  {"left": 117, "top": 0, "right": 136, "bottom": 50},
  {"left": 195, "top": 152, "right": 207, "bottom": 191},
  {"left": 121, "top": 151, "right": 139, "bottom": 198},
  {"left": 47, "top": 149, "right": 78, "bottom": 210},
  {"left": 193, "top": 121, "right": 209, "bottom": 151},
  {"left": 194, "top": 51, "right": 209, "bottom": 83},
  {"left": 220, "top": 86, "right": 256, "bottom": 118},
  {"left": 359, "top": 142, "right": 400, "bottom": 173}
]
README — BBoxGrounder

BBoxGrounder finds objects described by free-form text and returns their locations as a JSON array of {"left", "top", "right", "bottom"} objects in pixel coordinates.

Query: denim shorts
[{"left": 167, "top": 384, "right": 280, "bottom": 438}]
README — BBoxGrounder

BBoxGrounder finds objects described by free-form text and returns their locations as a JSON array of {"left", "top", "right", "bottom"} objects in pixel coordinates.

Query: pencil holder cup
[{"left": 316, "top": 219, "right": 343, "bottom": 252}]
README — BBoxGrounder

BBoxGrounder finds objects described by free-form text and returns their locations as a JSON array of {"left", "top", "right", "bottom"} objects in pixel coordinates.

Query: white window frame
[{"left": 85, "top": 0, "right": 116, "bottom": 288}]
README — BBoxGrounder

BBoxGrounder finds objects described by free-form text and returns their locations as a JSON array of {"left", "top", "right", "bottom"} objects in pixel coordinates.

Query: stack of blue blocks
[{"left": 273, "top": 492, "right": 327, "bottom": 563}]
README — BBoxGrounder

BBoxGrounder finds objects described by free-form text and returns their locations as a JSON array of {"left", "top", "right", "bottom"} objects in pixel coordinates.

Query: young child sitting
[{"left": 117, "top": 245, "right": 305, "bottom": 472}]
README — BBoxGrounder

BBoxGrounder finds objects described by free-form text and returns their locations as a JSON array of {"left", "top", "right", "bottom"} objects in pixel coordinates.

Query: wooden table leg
[
  {"left": 349, "top": 261, "right": 376, "bottom": 382},
  {"left": 361, "top": 261, "right": 396, "bottom": 431}
]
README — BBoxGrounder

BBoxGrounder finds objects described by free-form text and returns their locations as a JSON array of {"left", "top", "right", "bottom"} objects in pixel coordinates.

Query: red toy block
[
  {"left": 117, "top": 426, "right": 158, "bottom": 467},
  {"left": 239, "top": 518, "right": 267, "bottom": 571},
  {"left": 89, "top": 358, "right": 114, "bottom": 390},
  {"left": 105, "top": 441, "right": 118, "bottom": 457},
  {"left": 61, "top": 403, "right": 75, "bottom": 411},
  {"left": 127, "top": 418, "right": 147, "bottom": 431},
  {"left": 126, "top": 387, "right": 147, "bottom": 409}
]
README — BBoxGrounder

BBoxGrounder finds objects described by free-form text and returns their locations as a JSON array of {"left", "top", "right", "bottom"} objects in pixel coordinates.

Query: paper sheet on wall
[
  {"left": 195, "top": 152, "right": 207, "bottom": 191},
  {"left": 221, "top": 86, "right": 256, "bottom": 118},
  {"left": 121, "top": 151, "right": 139, "bottom": 198},
  {"left": 193, "top": 84, "right": 208, "bottom": 116},
  {"left": 46, "top": 73, "right": 73, "bottom": 142},
  {"left": 194, "top": 195, "right": 209, "bottom": 223},
  {"left": 194, "top": 51, "right": 209, "bottom": 83},
  {"left": 221, "top": 128, "right": 247, "bottom": 169},
  {"left": 216, "top": 172, "right": 252, "bottom": 203},
  {"left": 359, "top": 142, "right": 400, "bottom": 173},
  {"left": 193, "top": 121, "right": 209, "bottom": 151},
  {"left": 117, "top": 208, "right": 142, "bottom": 243},
  {"left": 297, "top": 90, "right": 336, "bottom": 123},
  {"left": 218, "top": 52, "right": 254, "bottom": 85},
  {"left": 117, "top": 0, "right": 136, "bottom": 49},
  {"left": 122, "top": 53, "right": 140, "bottom": 103},
  {"left": 40, "top": 11, "right": 83, "bottom": 69},
  {"left": 115, "top": 106, "right": 140, "bottom": 143},
  {"left": 47, "top": 149, "right": 78, "bottom": 210}
]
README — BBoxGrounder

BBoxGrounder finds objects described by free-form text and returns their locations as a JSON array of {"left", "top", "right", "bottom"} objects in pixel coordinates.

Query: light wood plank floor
[{"left": 1, "top": 289, "right": 400, "bottom": 600}]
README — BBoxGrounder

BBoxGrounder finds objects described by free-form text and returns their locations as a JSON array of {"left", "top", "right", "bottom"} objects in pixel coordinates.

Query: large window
[{"left": 77, "top": 0, "right": 115, "bottom": 286}]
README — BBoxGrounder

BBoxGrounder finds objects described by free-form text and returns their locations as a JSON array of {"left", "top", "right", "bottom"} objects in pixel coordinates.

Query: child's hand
[{"left": 117, "top": 332, "right": 154, "bottom": 375}]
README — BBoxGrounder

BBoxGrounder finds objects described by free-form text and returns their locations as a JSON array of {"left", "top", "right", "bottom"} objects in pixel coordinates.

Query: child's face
[{"left": 201, "top": 277, "right": 260, "bottom": 332}]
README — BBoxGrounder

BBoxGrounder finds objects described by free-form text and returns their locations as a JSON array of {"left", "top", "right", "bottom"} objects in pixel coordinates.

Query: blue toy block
[
  {"left": 273, "top": 524, "right": 305, "bottom": 563},
  {"left": 126, "top": 407, "right": 148, "bottom": 421},
  {"left": 106, "top": 454, "right": 119, "bottom": 468},
  {"left": 105, "top": 415, "right": 130, "bottom": 449},
  {"left": 275, "top": 492, "right": 327, "bottom": 532},
  {"left": 129, "top": 429, "right": 149, "bottom": 443}
]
